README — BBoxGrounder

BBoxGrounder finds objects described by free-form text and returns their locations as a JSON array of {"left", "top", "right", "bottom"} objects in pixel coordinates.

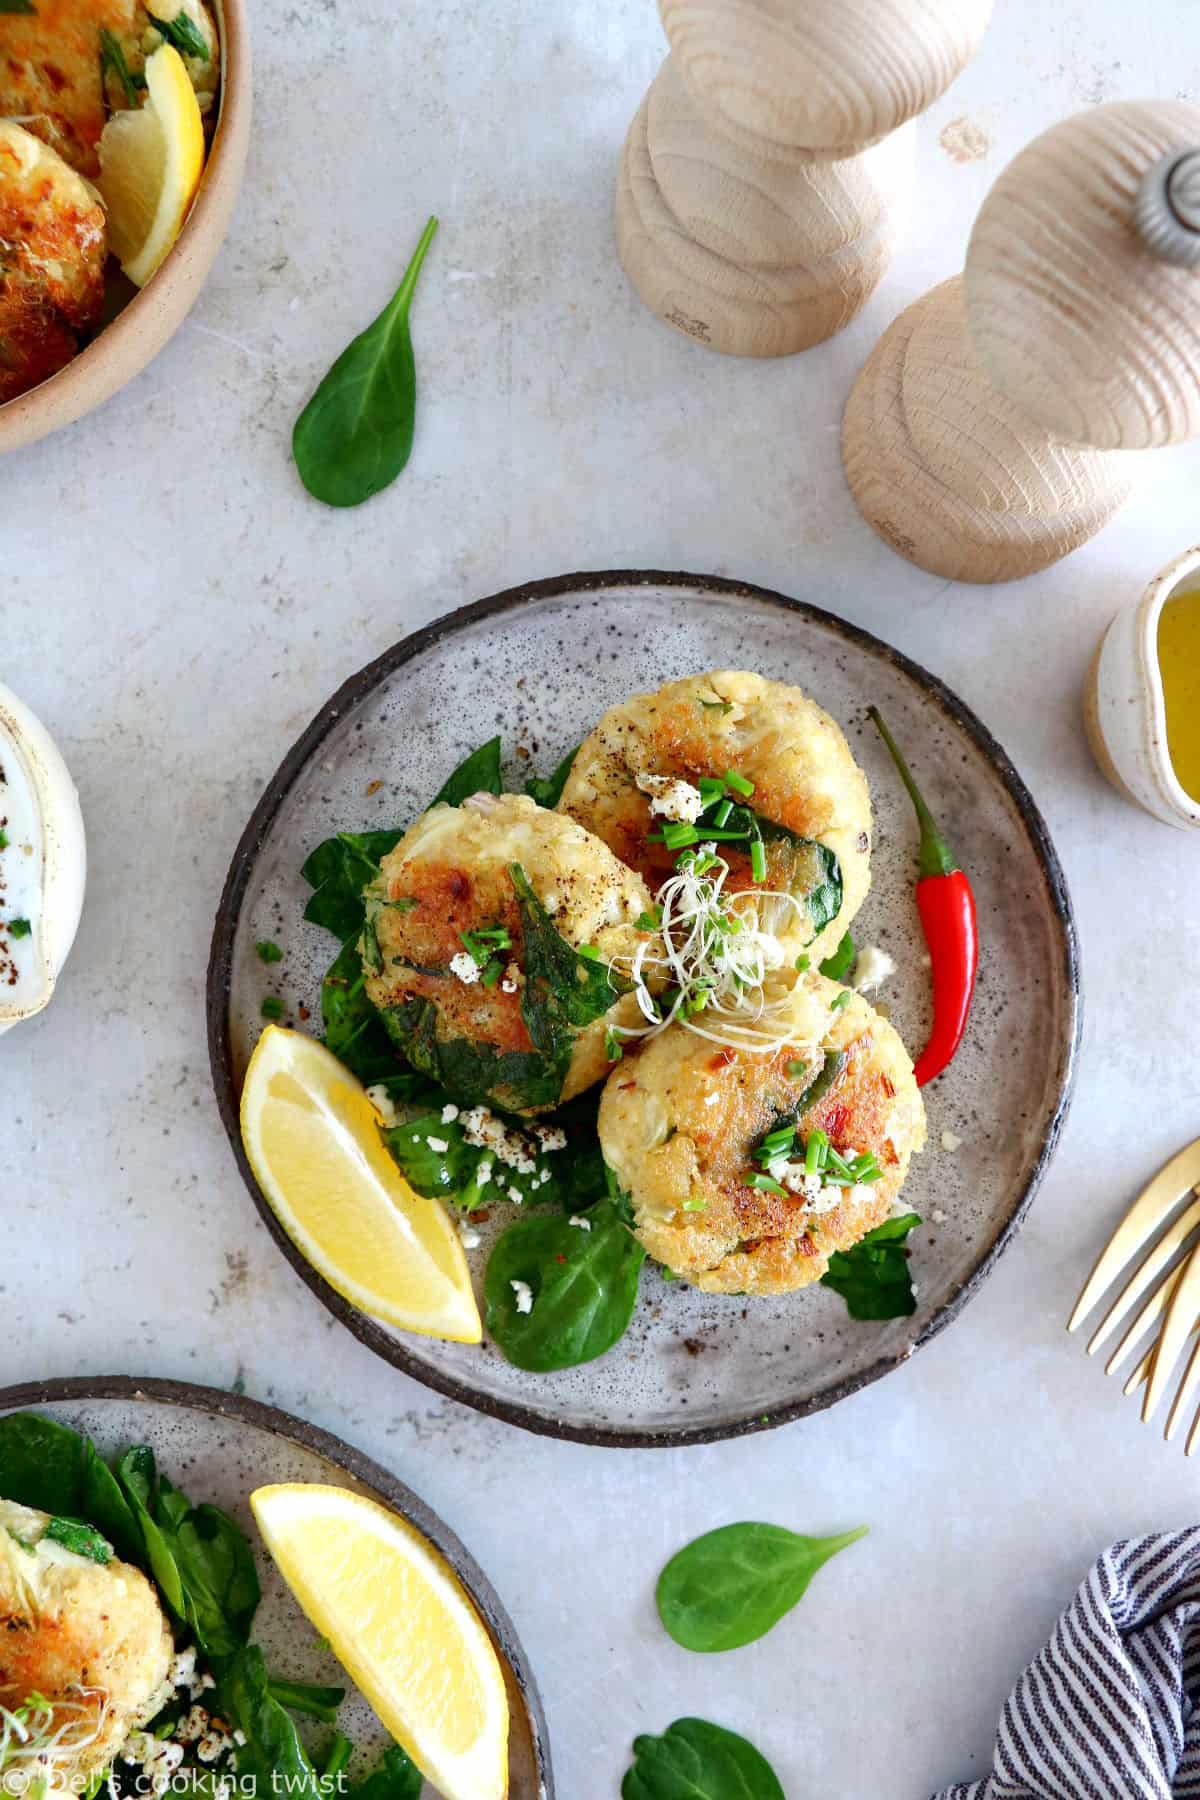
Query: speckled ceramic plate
[
  {"left": 0, "top": 1377, "right": 553, "bottom": 1799},
  {"left": 207, "top": 572, "right": 1080, "bottom": 1447}
]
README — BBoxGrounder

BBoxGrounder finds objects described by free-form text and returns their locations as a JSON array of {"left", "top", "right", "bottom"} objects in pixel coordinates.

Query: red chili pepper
[{"left": 868, "top": 707, "right": 978, "bottom": 1087}]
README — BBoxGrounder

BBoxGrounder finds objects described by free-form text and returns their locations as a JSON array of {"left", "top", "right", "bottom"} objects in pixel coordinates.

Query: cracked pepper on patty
[
  {"left": 361, "top": 792, "right": 656, "bottom": 1114},
  {"left": 557, "top": 668, "right": 872, "bottom": 967},
  {"left": 598, "top": 972, "right": 925, "bottom": 1295}
]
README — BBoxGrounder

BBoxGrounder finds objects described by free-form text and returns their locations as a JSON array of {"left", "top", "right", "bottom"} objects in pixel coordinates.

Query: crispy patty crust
[
  {"left": 598, "top": 973, "right": 925, "bottom": 1294},
  {"left": 362, "top": 792, "right": 655, "bottom": 1113},
  {"left": 558, "top": 669, "right": 871, "bottom": 965},
  {"left": 0, "top": 122, "right": 106, "bottom": 404}
]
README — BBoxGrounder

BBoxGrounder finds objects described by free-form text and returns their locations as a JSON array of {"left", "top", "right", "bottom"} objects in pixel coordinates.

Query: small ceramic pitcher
[{"left": 1085, "top": 544, "right": 1200, "bottom": 829}]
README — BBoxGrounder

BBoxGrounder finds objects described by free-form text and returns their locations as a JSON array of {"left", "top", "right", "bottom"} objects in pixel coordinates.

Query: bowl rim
[
  {"left": 0, "top": 1372, "right": 557, "bottom": 1798},
  {"left": 205, "top": 568, "right": 1083, "bottom": 1450},
  {"left": 1133, "top": 543, "right": 1200, "bottom": 826},
  {"left": 0, "top": 0, "right": 251, "bottom": 446}
]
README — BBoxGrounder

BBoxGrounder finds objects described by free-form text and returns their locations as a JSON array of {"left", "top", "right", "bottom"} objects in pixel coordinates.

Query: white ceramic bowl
[
  {"left": 0, "top": 0, "right": 251, "bottom": 453},
  {"left": 1085, "top": 544, "right": 1200, "bottom": 830}
]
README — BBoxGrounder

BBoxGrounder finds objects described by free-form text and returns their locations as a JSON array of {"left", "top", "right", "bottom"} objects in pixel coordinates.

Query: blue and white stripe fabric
[{"left": 934, "top": 1532, "right": 1200, "bottom": 1800}]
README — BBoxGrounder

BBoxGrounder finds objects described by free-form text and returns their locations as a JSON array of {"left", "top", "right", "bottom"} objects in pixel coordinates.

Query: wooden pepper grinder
[
  {"left": 842, "top": 100, "right": 1200, "bottom": 583},
  {"left": 616, "top": 0, "right": 992, "bottom": 357}
]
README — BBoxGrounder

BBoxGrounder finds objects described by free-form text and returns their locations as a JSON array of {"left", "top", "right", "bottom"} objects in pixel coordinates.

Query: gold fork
[{"left": 1068, "top": 1139, "right": 1200, "bottom": 1452}]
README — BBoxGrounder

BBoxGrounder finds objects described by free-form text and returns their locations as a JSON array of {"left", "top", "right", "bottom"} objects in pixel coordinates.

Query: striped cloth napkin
[{"left": 933, "top": 1531, "right": 1200, "bottom": 1799}]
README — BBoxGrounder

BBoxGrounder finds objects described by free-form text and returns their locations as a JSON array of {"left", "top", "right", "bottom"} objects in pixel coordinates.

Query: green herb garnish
[
  {"left": 100, "top": 26, "right": 146, "bottom": 106},
  {"left": 604, "top": 1025, "right": 624, "bottom": 1062},
  {"left": 152, "top": 7, "right": 210, "bottom": 59},
  {"left": 0, "top": 829, "right": 8, "bottom": 849},
  {"left": 261, "top": 996, "right": 285, "bottom": 1021},
  {"left": 829, "top": 989, "right": 851, "bottom": 1011},
  {"left": 256, "top": 940, "right": 283, "bottom": 964},
  {"left": 723, "top": 769, "right": 754, "bottom": 797},
  {"left": 524, "top": 745, "right": 578, "bottom": 809},
  {"left": 8, "top": 918, "right": 31, "bottom": 938},
  {"left": 820, "top": 1212, "right": 922, "bottom": 1319},
  {"left": 44, "top": 1516, "right": 113, "bottom": 1564},
  {"left": 293, "top": 216, "right": 438, "bottom": 508},
  {"left": 819, "top": 931, "right": 856, "bottom": 982}
]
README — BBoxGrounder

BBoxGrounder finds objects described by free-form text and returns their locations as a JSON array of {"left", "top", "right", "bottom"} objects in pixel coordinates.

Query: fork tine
[
  {"left": 1069, "top": 1146, "right": 1200, "bottom": 1332},
  {"left": 1124, "top": 1343, "right": 1157, "bottom": 1397},
  {"left": 1089, "top": 1193, "right": 1200, "bottom": 1355},
  {"left": 1165, "top": 1331, "right": 1200, "bottom": 1441},
  {"left": 1145, "top": 1243, "right": 1200, "bottom": 1421},
  {"left": 1185, "top": 1401, "right": 1200, "bottom": 1457},
  {"left": 1104, "top": 1259, "right": 1187, "bottom": 1376}
]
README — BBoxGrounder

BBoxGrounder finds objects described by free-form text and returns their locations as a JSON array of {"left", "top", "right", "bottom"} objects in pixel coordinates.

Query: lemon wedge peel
[
  {"left": 239, "top": 1026, "right": 481, "bottom": 1344},
  {"left": 250, "top": 1483, "right": 510, "bottom": 1800},
  {"left": 97, "top": 43, "right": 205, "bottom": 287}
]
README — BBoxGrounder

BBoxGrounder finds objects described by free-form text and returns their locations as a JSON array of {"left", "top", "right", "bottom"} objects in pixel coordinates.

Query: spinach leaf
[
  {"left": 484, "top": 1189, "right": 645, "bottom": 1370},
  {"left": 302, "top": 830, "right": 404, "bottom": 940},
  {"left": 510, "top": 860, "right": 617, "bottom": 1060},
  {"left": 115, "top": 1449, "right": 260, "bottom": 1658},
  {"left": 431, "top": 736, "right": 502, "bottom": 808},
  {"left": 318, "top": 937, "right": 430, "bottom": 1092},
  {"left": 220, "top": 1646, "right": 322, "bottom": 1800},
  {"left": 0, "top": 1414, "right": 143, "bottom": 1566},
  {"left": 818, "top": 931, "right": 856, "bottom": 982},
  {"left": 380, "top": 995, "right": 562, "bottom": 1111},
  {"left": 347, "top": 1745, "right": 422, "bottom": 1800},
  {"left": 622, "top": 1718, "right": 785, "bottom": 1800},
  {"left": 266, "top": 1679, "right": 345, "bottom": 1725},
  {"left": 524, "top": 745, "right": 578, "bottom": 809},
  {"left": 153, "top": 7, "right": 210, "bottom": 58},
  {"left": 44, "top": 1517, "right": 112, "bottom": 1564},
  {"left": 294, "top": 217, "right": 438, "bottom": 508},
  {"left": 821, "top": 1211, "right": 922, "bottom": 1319},
  {"left": 656, "top": 1520, "right": 868, "bottom": 1653}
]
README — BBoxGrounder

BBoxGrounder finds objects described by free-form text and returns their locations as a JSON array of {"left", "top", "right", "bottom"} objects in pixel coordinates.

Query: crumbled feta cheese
[
  {"left": 703, "top": 1090, "right": 720, "bottom": 1107},
  {"left": 568, "top": 1214, "right": 592, "bottom": 1231},
  {"left": 500, "top": 976, "right": 518, "bottom": 994},
  {"left": 458, "top": 1219, "right": 482, "bottom": 1250},
  {"left": 510, "top": 1279, "right": 534, "bottom": 1314},
  {"left": 450, "top": 950, "right": 481, "bottom": 983},
  {"left": 233, "top": 1732, "right": 247, "bottom": 1749},
  {"left": 941, "top": 1130, "right": 963, "bottom": 1152},
  {"left": 637, "top": 772, "right": 704, "bottom": 823},
  {"left": 477, "top": 1158, "right": 493, "bottom": 1185},
  {"left": 175, "top": 1705, "right": 211, "bottom": 1744},
  {"left": 461, "top": 1104, "right": 538, "bottom": 1173},
  {"left": 931, "top": 1208, "right": 947, "bottom": 1224},
  {"left": 542, "top": 892, "right": 560, "bottom": 914},
  {"left": 532, "top": 1124, "right": 567, "bottom": 1152},
  {"left": 507, "top": 1185, "right": 524, "bottom": 1205},
  {"left": 426, "top": 1136, "right": 449, "bottom": 1153},
  {"left": 441, "top": 1103, "right": 460, "bottom": 1124},
  {"left": 854, "top": 945, "right": 896, "bottom": 994},
  {"left": 123, "top": 1735, "right": 185, "bottom": 1792},
  {"left": 365, "top": 1084, "right": 398, "bottom": 1125},
  {"left": 197, "top": 1727, "right": 233, "bottom": 1764}
]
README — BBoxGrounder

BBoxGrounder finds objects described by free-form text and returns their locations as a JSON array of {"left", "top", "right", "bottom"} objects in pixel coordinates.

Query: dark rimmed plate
[
  {"left": 0, "top": 1376, "right": 553, "bottom": 1800},
  {"left": 207, "top": 572, "right": 1080, "bottom": 1448}
]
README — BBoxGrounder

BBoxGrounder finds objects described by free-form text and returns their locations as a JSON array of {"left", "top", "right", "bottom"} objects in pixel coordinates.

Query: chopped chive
[
  {"left": 829, "top": 990, "right": 852, "bottom": 1011},
  {"left": 635, "top": 908, "right": 662, "bottom": 931},
  {"left": 690, "top": 825, "right": 750, "bottom": 841},
  {"left": 697, "top": 696, "right": 733, "bottom": 715},
  {"left": 750, "top": 839, "right": 767, "bottom": 883},
  {"left": 682, "top": 1197, "right": 708, "bottom": 1212},
  {"left": 711, "top": 798, "right": 733, "bottom": 828},
  {"left": 697, "top": 776, "right": 727, "bottom": 806},
  {"left": 480, "top": 960, "right": 503, "bottom": 988},
  {"left": 724, "top": 769, "right": 755, "bottom": 797},
  {"left": 805, "top": 1130, "right": 827, "bottom": 1176},
  {"left": 256, "top": 939, "right": 283, "bottom": 964},
  {"left": 604, "top": 1025, "right": 624, "bottom": 1062},
  {"left": 795, "top": 954, "right": 811, "bottom": 972},
  {"left": 825, "top": 1145, "right": 854, "bottom": 1179},
  {"left": 786, "top": 1058, "right": 810, "bottom": 1079},
  {"left": 661, "top": 821, "right": 700, "bottom": 849},
  {"left": 0, "top": 830, "right": 7, "bottom": 850},
  {"left": 261, "top": 996, "right": 285, "bottom": 1021},
  {"left": 747, "top": 1172, "right": 786, "bottom": 1196},
  {"left": 578, "top": 944, "right": 600, "bottom": 960},
  {"left": 8, "top": 918, "right": 31, "bottom": 939}
]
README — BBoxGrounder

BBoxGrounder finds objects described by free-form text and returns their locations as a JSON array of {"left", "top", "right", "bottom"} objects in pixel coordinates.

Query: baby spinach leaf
[
  {"left": 347, "top": 1745, "right": 422, "bottom": 1800},
  {"left": 656, "top": 1520, "right": 868, "bottom": 1653},
  {"left": 431, "top": 735, "right": 502, "bottom": 808},
  {"left": 302, "top": 830, "right": 404, "bottom": 940},
  {"left": 622, "top": 1717, "right": 785, "bottom": 1800},
  {"left": 510, "top": 860, "right": 616, "bottom": 1037},
  {"left": 319, "top": 937, "right": 399, "bottom": 1086},
  {"left": 44, "top": 1517, "right": 112, "bottom": 1564},
  {"left": 380, "top": 995, "right": 562, "bottom": 1110},
  {"left": 818, "top": 931, "right": 856, "bottom": 982},
  {"left": 525, "top": 745, "right": 578, "bottom": 809},
  {"left": 153, "top": 7, "right": 210, "bottom": 58},
  {"left": 294, "top": 216, "right": 438, "bottom": 508},
  {"left": 266, "top": 1679, "right": 345, "bottom": 1725},
  {"left": 0, "top": 1414, "right": 143, "bottom": 1566},
  {"left": 221, "top": 1646, "right": 322, "bottom": 1800},
  {"left": 484, "top": 1189, "right": 645, "bottom": 1370},
  {"left": 821, "top": 1211, "right": 922, "bottom": 1320}
]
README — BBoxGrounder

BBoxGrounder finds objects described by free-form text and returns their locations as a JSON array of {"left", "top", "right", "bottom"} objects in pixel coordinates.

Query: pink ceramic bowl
[{"left": 0, "top": 0, "right": 251, "bottom": 453}]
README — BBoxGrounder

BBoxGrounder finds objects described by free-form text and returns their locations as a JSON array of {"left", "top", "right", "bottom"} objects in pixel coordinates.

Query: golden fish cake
[
  {"left": 558, "top": 669, "right": 871, "bottom": 966},
  {"left": 0, "top": 122, "right": 106, "bottom": 404},
  {"left": 361, "top": 792, "right": 655, "bottom": 1114},
  {"left": 598, "top": 973, "right": 925, "bottom": 1295}
]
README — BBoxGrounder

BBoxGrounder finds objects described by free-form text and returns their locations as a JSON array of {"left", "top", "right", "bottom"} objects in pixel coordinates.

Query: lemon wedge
[
  {"left": 250, "top": 1484, "right": 510, "bottom": 1800},
  {"left": 97, "top": 44, "right": 205, "bottom": 287},
  {"left": 239, "top": 1026, "right": 481, "bottom": 1343}
]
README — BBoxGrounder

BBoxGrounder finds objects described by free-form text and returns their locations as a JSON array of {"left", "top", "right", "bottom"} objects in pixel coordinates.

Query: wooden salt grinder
[
  {"left": 616, "top": 0, "right": 992, "bottom": 357},
  {"left": 842, "top": 100, "right": 1200, "bottom": 583}
]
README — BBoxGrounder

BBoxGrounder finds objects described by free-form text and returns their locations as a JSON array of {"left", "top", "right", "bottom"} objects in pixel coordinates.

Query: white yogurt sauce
[{"left": 0, "top": 732, "right": 50, "bottom": 1022}]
